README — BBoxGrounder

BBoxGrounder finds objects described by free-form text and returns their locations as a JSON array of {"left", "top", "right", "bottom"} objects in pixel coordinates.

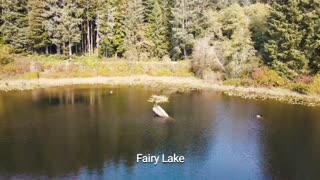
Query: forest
[{"left": 0, "top": 0, "right": 320, "bottom": 94}]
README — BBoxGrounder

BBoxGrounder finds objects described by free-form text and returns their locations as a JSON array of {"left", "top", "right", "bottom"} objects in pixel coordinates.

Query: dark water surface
[{"left": 0, "top": 86, "right": 319, "bottom": 180}]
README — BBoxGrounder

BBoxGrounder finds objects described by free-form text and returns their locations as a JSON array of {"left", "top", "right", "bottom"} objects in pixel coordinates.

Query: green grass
[
  {"left": 0, "top": 55, "right": 194, "bottom": 79},
  {"left": 2, "top": 54, "right": 319, "bottom": 96}
]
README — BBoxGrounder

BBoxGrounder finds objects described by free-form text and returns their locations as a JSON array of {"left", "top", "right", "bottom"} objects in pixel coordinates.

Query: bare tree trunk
[
  {"left": 96, "top": 12, "right": 100, "bottom": 57},
  {"left": 45, "top": 46, "right": 49, "bottom": 54},
  {"left": 57, "top": 45, "right": 61, "bottom": 54},
  {"left": 90, "top": 21, "right": 94, "bottom": 56},
  {"left": 87, "top": 20, "right": 91, "bottom": 55},
  {"left": 68, "top": 40, "right": 72, "bottom": 57},
  {"left": 82, "top": 32, "right": 85, "bottom": 54},
  {"left": 81, "top": 24, "right": 84, "bottom": 54},
  {"left": 182, "top": 0, "right": 187, "bottom": 59},
  {"left": 63, "top": 43, "right": 66, "bottom": 55}
]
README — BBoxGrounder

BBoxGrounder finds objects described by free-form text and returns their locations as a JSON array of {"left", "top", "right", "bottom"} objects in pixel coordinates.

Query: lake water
[{"left": 0, "top": 86, "right": 319, "bottom": 180}]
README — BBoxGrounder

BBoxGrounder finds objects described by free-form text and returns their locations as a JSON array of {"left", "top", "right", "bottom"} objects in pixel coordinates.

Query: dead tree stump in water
[
  {"left": 148, "top": 95, "right": 170, "bottom": 118},
  {"left": 152, "top": 105, "right": 169, "bottom": 118}
]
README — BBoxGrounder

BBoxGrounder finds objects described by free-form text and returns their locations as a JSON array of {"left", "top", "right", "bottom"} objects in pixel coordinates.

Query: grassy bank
[
  {"left": 222, "top": 67, "right": 320, "bottom": 96},
  {"left": 1, "top": 76, "right": 320, "bottom": 107},
  {"left": 1, "top": 55, "right": 320, "bottom": 106},
  {"left": 0, "top": 55, "right": 193, "bottom": 79}
]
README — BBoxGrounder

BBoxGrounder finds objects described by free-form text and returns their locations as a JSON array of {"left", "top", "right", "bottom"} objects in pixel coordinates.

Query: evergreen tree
[
  {"left": 43, "top": 0, "right": 64, "bottom": 54},
  {"left": 171, "top": 0, "right": 196, "bottom": 60},
  {"left": 145, "top": 0, "right": 169, "bottom": 58},
  {"left": 0, "top": 0, "right": 317, "bottom": 73},
  {"left": 0, "top": 3, "right": 4, "bottom": 44},
  {"left": 304, "top": 0, "right": 320, "bottom": 73},
  {"left": 99, "top": 0, "right": 126, "bottom": 57},
  {"left": 79, "top": 0, "right": 98, "bottom": 55},
  {"left": 98, "top": 0, "right": 115, "bottom": 57},
  {"left": 112, "top": 0, "right": 126, "bottom": 57},
  {"left": 193, "top": 0, "right": 211, "bottom": 37},
  {"left": 28, "top": 0, "right": 50, "bottom": 53},
  {"left": 264, "top": 0, "right": 309, "bottom": 77},
  {"left": 60, "top": 0, "right": 83, "bottom": 57},
  {"left": 0, "top": 0, "right": 29, "bottom": 52},
  {"left": 124, "top": 0, "right": 147, "bottom": 60},
  {"left": 245, "top": 3, "right": 271, "bottom": 52}
]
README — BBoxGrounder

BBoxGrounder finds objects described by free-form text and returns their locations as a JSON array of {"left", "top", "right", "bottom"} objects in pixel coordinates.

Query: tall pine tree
[
  {"left": 0, "top": 3, "right": 4, "bottom": 44},
  {"left": 28, "top": 0, "right": 50, "bottom": 53},
  {"left": 1, "top": 0, "right": 29, "bottom": 52},
  {"left": 264, "top": 0, "right": 309, "bottom": 77},
  {"left": 98, "top": 0, "right": 115, "bottom": 57},
  {"left": 145, "top": 0, "right": 169, "bottom": 58},
  {"left": 79, "top": 0, "right": 98, "bottom": 55},
  {"left": 304, "top": 0, "right": 320, "bottom": 73},
  {"left": 60, "top": 0, "right": 83, "bottom": 57},
  {"left": 112, "top": 0, "right": 126, "bottom": 57},
  {"left": 98, "top": 0, "right": 126, "bottom": 57},
  {"left": 124, "top": 0, "right": 147, "bottom": 60},
  {"left": 43, "top": 0, "right": 64, "bottom": 54}
]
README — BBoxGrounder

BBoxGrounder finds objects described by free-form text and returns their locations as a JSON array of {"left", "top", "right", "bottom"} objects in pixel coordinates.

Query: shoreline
[{"left": 1, "top": 76, "right": 320, "bottom": 107}]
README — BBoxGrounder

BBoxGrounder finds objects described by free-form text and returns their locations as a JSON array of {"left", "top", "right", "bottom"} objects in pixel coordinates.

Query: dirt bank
[{"left": 1, "top": 76, "right": 320, "bottom": 106}]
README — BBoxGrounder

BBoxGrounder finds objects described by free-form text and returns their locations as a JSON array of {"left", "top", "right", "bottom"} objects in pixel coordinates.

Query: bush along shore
[{"left": 0, "top": 54, "right": 320, "bottom": 107}]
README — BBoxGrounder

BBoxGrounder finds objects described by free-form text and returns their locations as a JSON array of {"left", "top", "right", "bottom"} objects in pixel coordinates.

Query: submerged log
[{"left": 152, "top": 105, "right": 169, "bottom": 118}]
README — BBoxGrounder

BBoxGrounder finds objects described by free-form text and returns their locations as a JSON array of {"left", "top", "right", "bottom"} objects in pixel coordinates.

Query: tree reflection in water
[
  {"left": 0, "top": 87, "right": 319, "bottom": 179},
  {"left": 0, "top": 87, "right": 217, "bottom": 178}
]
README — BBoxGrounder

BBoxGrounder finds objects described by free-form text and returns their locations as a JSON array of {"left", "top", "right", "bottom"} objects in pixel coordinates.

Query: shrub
[
  {"left": 310, "top": 74, "right": 320, "bottom": 94},
  {"left": 201, "top": 69, "right": 224, "bottom": 83},
  {"left": 0, "top": 63, "right": 16, "bottom": 75},
  {"left": 96, "top": 65, "right": 111, "bottom": 76},
  {"left": 11, "top": 59, "right": 31, "bottom": 75},
  {"left": 29, "top": 61, "right": 44, "bottom": 72},
  {"left": 0, "top": 55, "right": 14, "bottom": 65},
  {"left": 192, "top": 4, "right": 261, "bottom": 80},
  {"left": 271, "top": 60, "right": 298, "bottom": 80},
  {"left": 0, "top": 45, "right": 14, "bottom": 65},
  {"left": 127, "top": 63, "right": 145, "bottom": 74},
  {"left": 289, "top": 83, "right": 310, "bottom": 94},
  {"left": 162, "top": 55, "right": 171, "bottom": 62},
  {"left": 83, "top": 57, "right": 99, "bottom": 68},
  {"left": 148, "top": 68, "right": 172, "bottom": 76},
  {"left": 124, "top": 48, "right": 139, "bottom": 61},
  {"left": 192, "top": 37, "right": 226, "bottom": 79},
  {"left": 21, "top": 72, "right": 39, "bottom": 79},
  {"left": 252, "top": 66, "right": 287, "bottom": 87},
  {"left": 295, "top": 74, "right": 313, "bottom": 84},
  {"left": 174, "top": 65, "right": 193, "bottom": 77},
  {"left": 29, "top": 54, "right": 67, "bottom": 62},
  {"left": 47, "top": 64, "right": 66, "bottom": 74},
  {"left": 223, "top": 78, "right": 253, "bottom": 87}
]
